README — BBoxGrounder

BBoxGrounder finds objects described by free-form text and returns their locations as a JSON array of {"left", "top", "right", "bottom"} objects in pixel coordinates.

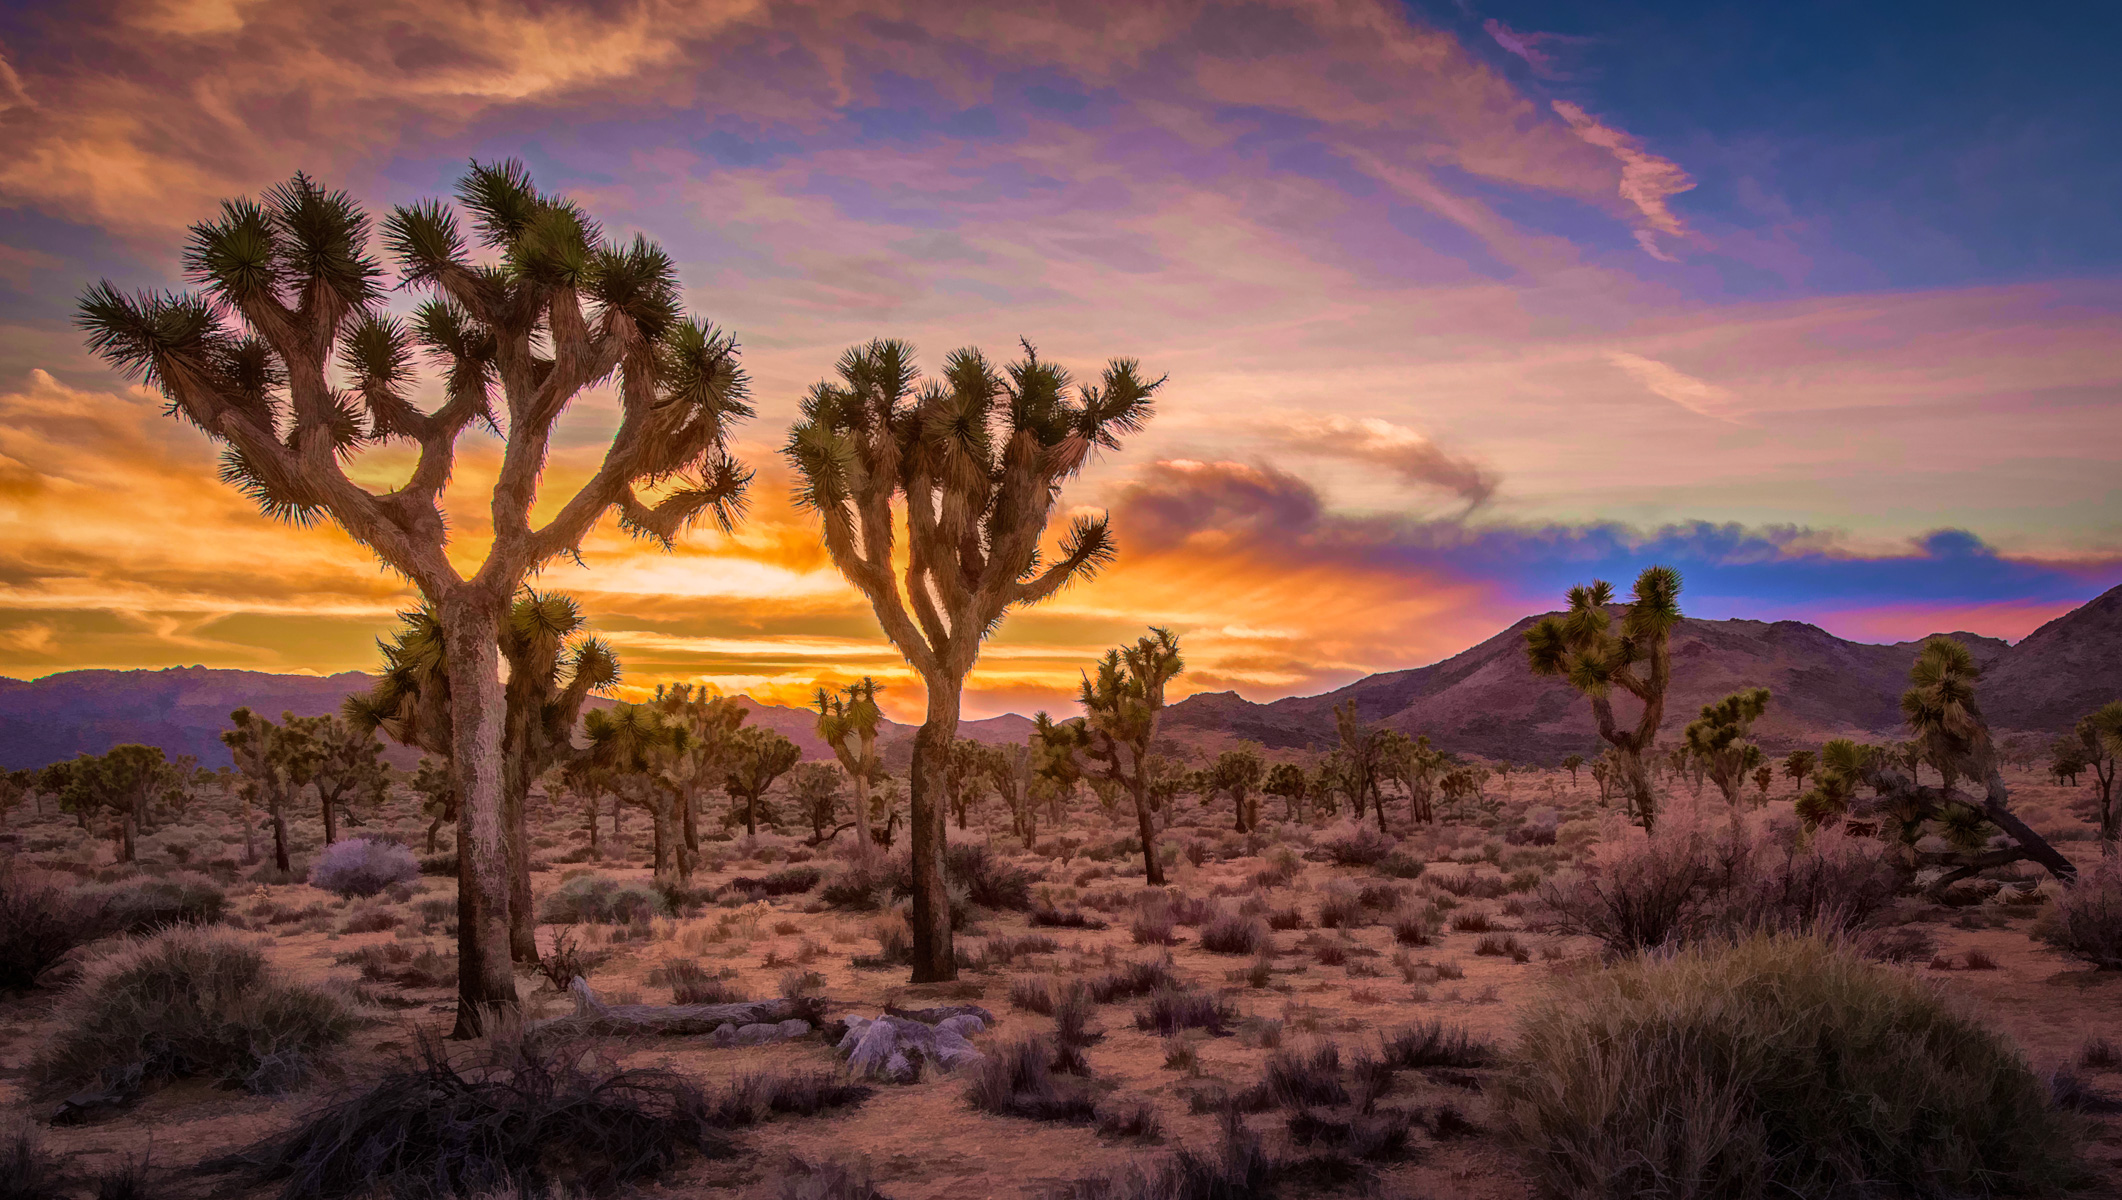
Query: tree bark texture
[
  {"left": 443, "top": 598, "right": 519, "bottom": 1038},
  {"left": 909, "top": 676, "right": 960, "bottom": 983}
]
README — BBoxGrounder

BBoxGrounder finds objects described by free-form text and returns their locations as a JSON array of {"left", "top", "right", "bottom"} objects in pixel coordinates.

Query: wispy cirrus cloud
[{"left": 1550, "top": 99, "right": 1697, "bottom": 260}]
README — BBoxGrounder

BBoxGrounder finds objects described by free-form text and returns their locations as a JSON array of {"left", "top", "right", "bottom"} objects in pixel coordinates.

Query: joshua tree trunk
[
  {"left": 683, "top": 792, "right": 700, "bottom": 856},
  {"left": 119, "top": 813, "right": 136, "bottom": 864},
  {"left": 585, "top": 793, "right": 601, "bottom": 859},
  {"left": 270, "top": 798, "right": 290, "bottom": 873},
  {"left": 442, "top": 598, "right": 518, "bottom": 1038},
  {"left": 1129, "top": 749, "right": 1165, "bottom": 887},
  {"left": 851, "top": 771, "right": 875, "bottom": 850},
  {"left": 909, "top": 676, "right": 960, "bottom": 983},
  {"left": 320, "top": 791, "right": 338, "bottom": 846}
]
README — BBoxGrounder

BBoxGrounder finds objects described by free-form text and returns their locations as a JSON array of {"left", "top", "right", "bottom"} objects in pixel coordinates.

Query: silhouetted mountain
[{"left": 4, "top": 585, "right": 2114, "bottom": 771}]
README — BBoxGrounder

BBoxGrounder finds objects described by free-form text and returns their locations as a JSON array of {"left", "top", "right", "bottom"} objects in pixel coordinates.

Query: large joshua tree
[
  {"left": 83, "top": 163, "right": 754, "bottom": 1032},
  {"left": 1684, "top": 688, "right": 1771, "bottom": 809},
  {"left": 785, "top": 339, "right": 1161, "bottom": 981},
  {"left": 1524, "top": 566, "right": 1682, "bottom": 831}
]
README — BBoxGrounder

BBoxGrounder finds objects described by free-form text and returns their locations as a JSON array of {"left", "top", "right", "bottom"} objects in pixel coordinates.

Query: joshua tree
[
  {"left": 1039, "top": 628, "right": 1185, "bottom": 885},
  {"left": 2071, "top": 702, "right": 2122, "bottom": 851},
  {"left": 581, "top": 703, "right": 680, "bottom": 872},
  {"left": 2050, "top": 738, "right": 2088, "bottom": 786},
  {"left": 947, "top": 738, "right": 988, "bottom": 830},
  {"left": 1380, "top": 731, "right": 1443, "bottom": 826},
  {"left": 60, "top": 745, "right": 182, "bottom": 863},
  {"left": 1751, "top": 763, "right": 1775, "bottom": 800},
  {"left": 652, "top": 684, "right": 748, "bottom": 859},
  {"left": 790, "top": 761, "right": 845, "bottom": 842},
  {"left": 1525, "top": 566, "right": 1682, "bottom": 830},
  {"left": 1265, "top": 762, "right": 1308, "bottom": 821},
  {"left": 814, "top": 678, "right": 885, "bottom": 853},
  {"left": 1852, "top": 638, "right": 2077, "bottom": 890},
  {"left": 725, "top": 726, "right": 802, "bottom": 838},
  {"left": 1561, "top": 753, "right": 1584, "bottom": 787},
  {"left": 223, "top": 709, "right": 317, "bottom": 872},
  {"left": 785, "top": 341, "right": 1159, "bottom": 979},
  {"left": 1684, "top": 688, "right": 1771, "bottom": 809},
  {"left": 1204, "top": 746, "right": 1266, "bottom": 832},
  {"left": 412, "top": 757, "right": 454, "bottom": 853},
  {"left": 348, "top": 591, "right": 618, "bottom": 960},
  {"left": 988, "top": 741, "right": 1041, "bottom": 845},
  {"left": 1793, "top": 739, "right": 1865, "bottom": 829},
  {"left": 1332, "top": 700, "right": 1390, "bottom": 831},
  {"left": 307, "top": 715, "right": 389, "bottom": 846},
  {"left": 1782, "top": 749, "right": 1816, "bottom": 793},
  {"left": 86, "top": 164, "right": 753, "bottom": 1033}
]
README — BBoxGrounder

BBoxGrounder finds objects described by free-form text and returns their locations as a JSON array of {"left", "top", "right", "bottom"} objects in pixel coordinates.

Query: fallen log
[{"left": 527, "top": 978, "right": 824, "bottom": 1040}]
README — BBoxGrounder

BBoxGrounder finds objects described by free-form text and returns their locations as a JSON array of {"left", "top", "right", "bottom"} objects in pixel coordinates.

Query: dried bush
[
  {"left": 80, "top": 872, "right": 227, "bottom": 934},
  {"left": 1030, "top": 906, "right": 1108, "bottom": 930},
  {"left": 1449, "top": 911, "right": 1494, "bottom": 933},
  {"left": 529, "top": 928, "right": 612, "bottom": 992},
  {"left": 727, "top": 866, "right": 823, "bottom": 898},
  {"left": 1129, "top": 908, "right": 1178, "bottom": 946},
  {"left": 1060, "top": 1113, "right": 1275, "bottom": 1200},
  {"left": 39, "top": 928, "right": 352, "bottom": 1096},
  {"left": 818, "top": 861, "right": 888, "bottom": 910},
  {"left": 1318, "top": 822, "right": 1395, "bottom": 868},
  {"left": 538, "top": 874, "right": 670, "bottom": 925},
  {"left": 1197, "top": 914, "right": 1265, "bottom": 956},
  {"left": 948, "top": 843, "right": 1034, "bottom": 911},
  {"left": 770, "top": 1155, "right": 892, "bottom": 1200},
  {"left": 966, "top": 1037, "right": 1098, "bottom": 1122},
  {"left": 1086, "top": 958, "right": 1177, "bottom": 1004},
  {"left": 338, "top": 900, "right": 401, "bottom": 934},
  {"left": 1136, "top": 988, "right": 1235, "bottom": 1037},
  {"left": 1375, "top": 853, "right": 1426, "bottom": 881},
  {"left": 1430, "top": 870, "right": 1508, "bottom": 900},
  {"left": 1388, "top": 912, "right": 1432, "bottom": 947},
  {"left": 1264, "top": 906, "right": 1307, "bottom": 931},
  {"left": 716, "top": 1070, "right": 874, "bottom": 1122},
  {"left": 974, "top": 933, "right": 1060, "bottom": 971},
  {"left": 246, "top": 1037, "right": 727, "bottom": 1198},
  {"left": 1095, "top": 1098, "right": 1164, "bottom": 1142},
  {"left": 1499, "top": 934, "right": 2084, "bottom": 1199},
  {"left": 1378, "top": 1020, "right": 1496, "bottom": 1069},
  {"left": 1475, "top": 933, "right": 1530, "bottom": 962},
  {"left": 307, "top": 838, "right": 421, "bottom": 898},
  {"left": 2034, "top": 859, "right": 2122, "bottom": 970},
  {"left": 656, "top": 959, "right": 740, "bottom": 1004},
  {"left": 0, "top": 1120, "right": 68, "bottom": 1200},
  {"left": 1244, "top": 1043, "right": 1347, "bottom": 1110},
  {"left": 1315, "top": 891, "right": 1365, "bottom": 930},
  {"left": 2079, "top": 1036, "right": 2122, "bottom": 1070},
  {"left": 0, "top": 865, "right": 100, "bottom": 992},
  {"left": 1312, "top": 942, "right": 1348, "bottom": 967},
  {"left": 336, "top": 942, "right": 456, "bottom": 989}
]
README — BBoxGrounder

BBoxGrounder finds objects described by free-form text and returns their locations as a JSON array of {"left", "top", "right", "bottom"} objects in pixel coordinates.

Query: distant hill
[{"left": 4, "top": 583, "right": 2115, "bottom": 770}]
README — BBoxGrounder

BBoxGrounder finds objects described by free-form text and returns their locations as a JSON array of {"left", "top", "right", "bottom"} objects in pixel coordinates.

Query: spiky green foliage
[
  {"left": 1204, "top": 745, "right": 1267, "bottom": 832},
  {"left": 785, "top": 339, "right": 1161, "bottom": 982},
  {"left": 1264, "top": 762, "right": 1308, "bottom": 821},
  {"left": 814, "top": 678, "right": 886, "bottom": 852},
  {"left": 1684, "top": 688, "right": 1771, "bottom": 808},
  {"left": 1038, "top": 627, "right": 1184, "bottom": 885},
  {"left": 57, "top": 744, "right": 184, "bottom": 864},
  {"left": 1525, "top": 566, "right": 1683, "bottom": 830}
]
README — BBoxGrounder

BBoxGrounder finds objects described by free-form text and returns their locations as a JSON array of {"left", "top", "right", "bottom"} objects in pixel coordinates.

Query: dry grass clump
[
  {"left": 0, "top": 1120, "right": 69, "bottom": 1200},
  {"left": 1318, "top": 822, "right": 1395, "bottom": 867},
  {"left": 1129, "top": 906, "right": 1179, "bottom": 946},
  {"left": 79, "top": 872, "right": 227, "bottom": 934},
  {"left": 0, "top": 864, "right": 101, "bottom": 991},
  {"left": 243, "top": 1038, "right": 729, "bottom": 1199},
  {"left": 528, "top": 929, "right": 613, "bottom": 991},
  {"left": 1474, "top": 933, "right": 1531, "bottom": 962},
  {"left": 1030, "top": 906, "right": 1108, "bottom": 930},
  {"left": 2034, "top": 859, "right": 2122, "bottom": 970},
  {"left": 1136, "top": 988, "right": 1235, "bottom": 1037},
  {"left": 1058, "top": 1112, "right": 1275, "bottom": 1200},
  {"left": 338, "top": 899, "right": 401, "bottom": 933},
  {"left": 716, "top": 1070, "right": 874, "bottom": 1122},
  {"left": 537, "top": 874, "right": 669, "bottom": 925},
  {"left": 965, "top": 1037, "right": 1099, "bottom": 1122},
  {"left": 336, "top": 941, "right": 457, "bottom": 989},
  {"left": 1197, "top": 913, "right": 1266, "bottom": 956},
  {"left": 1498, "top": 934, "right": 2083, "bottom": 1199},
  {"left": 1378, "top": 1020, "right": 1497, "bottom": 1069},
  {"left": 38, "top": 927, "right": 353, "bottom": 1097},
  {"left": 307, "top": 837, "right": 420, "bottom": 898},
  {"left": 652, "top": 958, "right": 740, "bottom": 1004},
  {"left": 768, "top": 1155, "right": 893, "bottom": 1200}
]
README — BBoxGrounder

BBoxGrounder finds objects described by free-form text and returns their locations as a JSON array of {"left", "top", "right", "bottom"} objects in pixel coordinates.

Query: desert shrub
[
  {"left": 1136, "top": 988, "right": 1235, "bottom": 1036},
  {"left": 538, "top": 874, "right": 670, "bottom": 925},
  {"left": 1312, "top": 942, "right": 1348, "bottom": 967},
  {"left": 717, "top": 1070, "right": 873, "bottom": 1122},
  {"left": 818, "top": 860, "right": 888, "bottom": 910},
  {"left": 1198, "top": 913, "right": 1265, "bottom": 956},
  {"left": 1389, "top": 912, "right": 1432, "bottom": 947},
  {"left": 779, "top": 969, "right": 826, "bottom": 999},
  {"left": 1315, "top": 890, "right": 1366, "bottom": 930},
  {"left": 417, "top": 850, "right": 457, "bottom": 876},
  {"left": 1087, "top": 958, "right": 1177, "bottom": 1004},
  {"left": 966, "top": 1037, "right": 1097, "bottom": 1122},
  {"left": 2079, "top": 1036, "right": 2122, "bottom": 1070},
  {"left": 1319, "top": 822, "right": 1395, "bottom": 867},
  {"left": 1375, "top": 852, "right": 1426, "bottom": 880},
  {"left": 336, "top": 942, "right": 456, "bottom": 989},
  {"left": 1059, "top": 1112, "right": 1274, "bottom": 1200},
  {"left": 1430, "top": 870, "right": 1508, "bottom": 900},
  {"left": 1264, "top": 905, "right": 1307, "bottom": 931},
  {"left": 1129, "top": 907, "right": 1178, "bottom": 946},
  {"left": 338, "top": 900, "right": 401, "bottom": 934},
  {"left": 947, "top": 843, "right": 1034, "bottom": 911},
  {"left": 768, "top": 1155, "right": 892, "bottom": 1200},
  {"left": 0, "top": 865, "right": 101, "bottom": 991},
  {"left": 1030, "top": 906, "right": 1108, "bottom": 930},
  {"left": 246, "top": 1037, "right": 726, "bottom": 1198},
  {"left": 1247, "top": 1043, "right": 1347, "bottom": 1110},
  {"left": 974, "top": 933, "right": 1060, "bottom": 971},
  {"left": 1095, "top": 1098, "right": 1164, "bottom": 1141},
  {"left": 1379, "top": 1020, "right": 1496, "bottom": 1069},
  {"left": 1499, "top": 934, "right": 2083, "bottom": 1199},
  {"left": 308, "top": 838, "right": 420, "bottom": 899},
  {"left": 1475, "top": 933, "right": 1529, "bottom": 962},
  {"left": 529, "top": 929, "right": 612, "bottom": 992},
  {"left": 1449, "top": 911, "right": 1494, "bottom": 933},
  {"left": 39, "top": 928, "right": 352, "bottom": 1096},
  {"left": 0, "top": 1120, "right": 68, "bottom": 1200},
  {"left": 80, "top": 872, "right": 227, "bottom": 934},
  {"left": 2034, "top": 859, "right": 2122, "bottom": 970},
  {"left": 728, "top": 866, "right": 823, "bottom": 898}
]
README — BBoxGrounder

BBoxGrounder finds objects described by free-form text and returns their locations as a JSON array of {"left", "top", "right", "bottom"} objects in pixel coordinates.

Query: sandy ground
[{"left": 2, "top": 765, "right": 2118, "bottom": 1198}]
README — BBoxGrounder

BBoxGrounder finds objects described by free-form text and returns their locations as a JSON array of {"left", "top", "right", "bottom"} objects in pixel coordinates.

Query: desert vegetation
[{"left": 0, "top": 162, "right": 2110, "bottom": 1200}]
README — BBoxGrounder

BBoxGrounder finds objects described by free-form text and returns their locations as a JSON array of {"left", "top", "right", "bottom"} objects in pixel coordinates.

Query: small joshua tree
[
  {"left": 1381, "top": 731, "right": 1444, "bottom": 825},
  {"left": 725, "top": 726, "right": 802, "bottom": 838},
  {"left": 2071, "top": 702, "right": 2121, "bottom": 852},
  {"left": 1333, "top": 700, "right": 1390, "bottom": 832},
  {"left": 85, "top": 164, "right": 751, "bottom": 1034},
  {"left": 651, "top": 684, "right": 748, "bottom": 860},
  {"left": 306, "top": 716, "right": 389, "bottom": 846},
  {"left": 1684, "top": 688, "right": 1771, "bottom": 809},
  {"left": 1783, "top": 749, "right": 1816, "bottom": 793},
  {"left": 59, "top": 745, "right": 182, "bottom": 863},
  {"left": 785, "top": 339, "right": 1160, "bottom": 981},
  {"left": 1561, "top": 753, "right": 1584, "bottom": 787},
  {"left": 1038, "top": 628, "right": 1185, "bottom": 885},
  {"left": 814, "top": 678, "right": 885, "bottom": 854},
  {"left": 1265, "top": 762, "right": 1308, "bottom": 821},
  {"left": 222, "top": 709, "right": 317, "bottom": 873},
  {"left": 1204, "top": 746, "right": 1266, "bottom": 832},
  {"left": 1524, "top": 566, "right": 1682, "bottom": 831},
  {"left": 790, "top": 761, "right": 845, "bottom": 842},
  {"left": 1751, "top": 763, "right": 1775, "bottom": 801}
]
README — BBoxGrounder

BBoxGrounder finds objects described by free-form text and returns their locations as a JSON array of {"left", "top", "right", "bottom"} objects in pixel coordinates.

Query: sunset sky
[{"left": 1, "top": 1, "right": 2118, "bottom": 720}]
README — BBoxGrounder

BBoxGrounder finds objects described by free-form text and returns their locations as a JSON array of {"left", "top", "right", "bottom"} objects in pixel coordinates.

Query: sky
[{"left": 0, "top": 0, "right": 2118, "bottom": 720}]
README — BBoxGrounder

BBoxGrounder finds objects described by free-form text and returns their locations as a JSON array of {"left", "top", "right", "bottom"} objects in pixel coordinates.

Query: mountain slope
[{"left": 1981, "top": 583, "right": 2122, "bottom": 731}]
